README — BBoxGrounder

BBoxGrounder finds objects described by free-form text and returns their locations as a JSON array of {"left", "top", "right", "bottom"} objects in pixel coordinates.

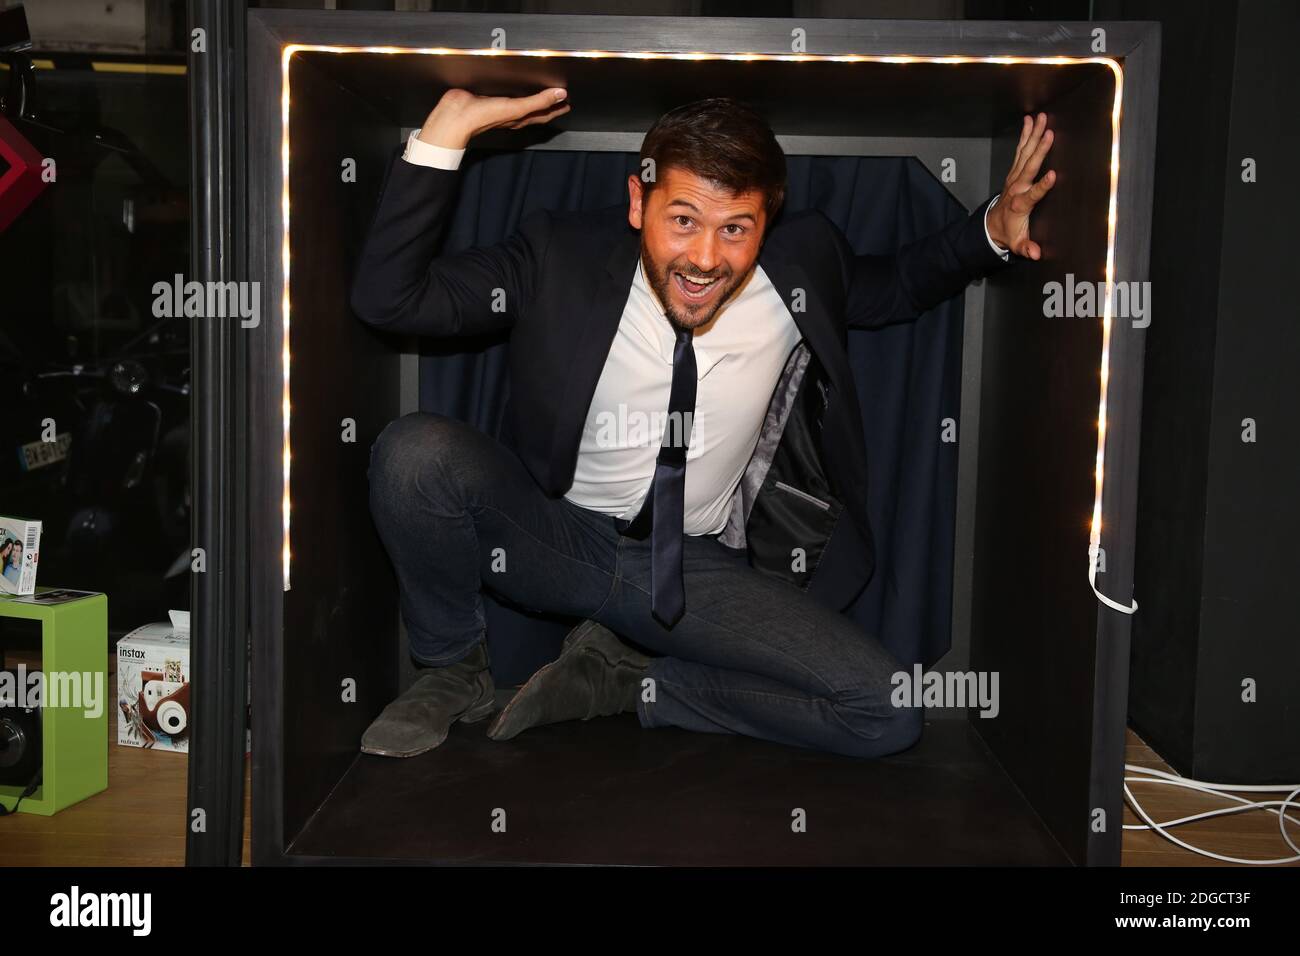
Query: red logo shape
[{"left": 0, "top": 114, "right": 49, "bottom": 233}]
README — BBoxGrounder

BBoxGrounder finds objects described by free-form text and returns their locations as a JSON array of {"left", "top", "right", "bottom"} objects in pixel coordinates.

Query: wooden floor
[
  {"left": 0, "top": 724, "right": 1293, "bottom": 867},
  {"left": 1121, "top": 730, "right": 1299, "bottom": 866},
  {"left": 0, "top": 709, "right": 252, "bottom": 866}
]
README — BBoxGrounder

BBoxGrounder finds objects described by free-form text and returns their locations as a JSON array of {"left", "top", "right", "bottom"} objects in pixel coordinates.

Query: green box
[{"left": 0, "top": 589, "right": 108, "bottom": 816}]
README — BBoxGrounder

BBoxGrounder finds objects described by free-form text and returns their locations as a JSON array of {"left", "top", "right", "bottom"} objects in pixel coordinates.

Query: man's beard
[{"left": 641, "top": 246, "right": 751, "bottom": 332}]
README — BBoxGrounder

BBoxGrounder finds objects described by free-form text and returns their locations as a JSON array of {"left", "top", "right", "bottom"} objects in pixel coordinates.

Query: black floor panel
[{"left": 287, "top": 714, "right": 1069, "bottom": 865}]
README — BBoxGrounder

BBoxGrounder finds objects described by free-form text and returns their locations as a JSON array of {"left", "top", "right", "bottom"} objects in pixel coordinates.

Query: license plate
[{"left": 17, "top": 432, "right": 72, "bottom": 471}]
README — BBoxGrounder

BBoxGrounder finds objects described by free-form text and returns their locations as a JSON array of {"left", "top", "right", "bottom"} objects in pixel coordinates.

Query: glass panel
[{"left": 1, "top": 51, "right": 188, "bottom": 633}]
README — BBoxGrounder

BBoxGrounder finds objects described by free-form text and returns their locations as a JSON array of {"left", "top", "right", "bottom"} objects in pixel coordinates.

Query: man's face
[{"left": 627, "top": 167, "right": 768, "bottom": 331}]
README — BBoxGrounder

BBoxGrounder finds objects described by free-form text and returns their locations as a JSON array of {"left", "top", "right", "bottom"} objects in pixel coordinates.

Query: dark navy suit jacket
[{"left": 351, "top": 151, "right": 1014, "bottom": 611}]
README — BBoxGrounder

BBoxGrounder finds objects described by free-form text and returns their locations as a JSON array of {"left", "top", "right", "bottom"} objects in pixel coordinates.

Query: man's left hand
[{"left": 987, "top": 112, "right": 1057, "bottom": 261}]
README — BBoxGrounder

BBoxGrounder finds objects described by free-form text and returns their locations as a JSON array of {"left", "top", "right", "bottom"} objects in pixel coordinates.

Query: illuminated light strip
[
  {"left": 281, "top": 46, "right": 293, "bottom": 590},
  {"left": 1089, "top": 56, "right": 1138, "bottom": 615},
  {"left": 278, "top": 45, "right": 1127, "bottom": 601}
]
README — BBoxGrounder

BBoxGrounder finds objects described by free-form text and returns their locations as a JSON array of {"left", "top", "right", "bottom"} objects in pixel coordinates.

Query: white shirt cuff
[
  {"left": 402, "top": 129, "right": 465, "bottom": 170},
  {"left": 984, "top": 194, "right": 1010, "bottom": 260}
]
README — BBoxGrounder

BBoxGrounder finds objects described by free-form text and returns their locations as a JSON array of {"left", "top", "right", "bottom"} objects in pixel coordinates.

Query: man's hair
[{"left": 639, "top": 97, "right": 786, "bottom": 220}]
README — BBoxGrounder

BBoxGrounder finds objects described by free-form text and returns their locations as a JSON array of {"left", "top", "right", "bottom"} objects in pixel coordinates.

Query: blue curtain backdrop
[{"left": 417, "top": 149, "right": 966, "bottom": 683}]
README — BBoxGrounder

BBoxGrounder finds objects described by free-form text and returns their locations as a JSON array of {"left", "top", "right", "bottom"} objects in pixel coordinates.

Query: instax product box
[
  {"left": 0, "top": 516, "right": 41, "bottom": 595},
  {"left": 117, "top": 622, "right": 192, "bottom": 752},
  {"left": 116, "top": 613, "right": 251, "bottom": 754}
]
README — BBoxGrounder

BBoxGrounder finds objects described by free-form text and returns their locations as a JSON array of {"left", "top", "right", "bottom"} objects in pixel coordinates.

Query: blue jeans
[{"left": 367, "top": 412, "right": 921, "bottom": 759}]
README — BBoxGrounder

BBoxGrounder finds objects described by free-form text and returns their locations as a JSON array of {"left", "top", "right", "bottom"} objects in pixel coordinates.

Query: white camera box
[
  {"left": 116, "top": 613, "right": 251, "bottom": 754},
  {"left": 0, "top": 516, "right": 42, "bottom": 595},
  {"left": 117, "top": 621, "right": 192, "bottom": 752}
]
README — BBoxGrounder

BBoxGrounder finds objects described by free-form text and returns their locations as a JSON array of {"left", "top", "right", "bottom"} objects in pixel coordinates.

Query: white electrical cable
[
  {"left": 1124, "top": 785, "right": 1300, "bottom": 865},
  {"left": 1127, "top": 763, "right": 1300, "bottom": 795},
  {"left": 1088, "top": 545, "right": 1138, "bottom": 614},
  {"left": 1124, "top": 776, "right": 1300, "bottom": 831},
  {"left": 1123, "top": 763, "right": 1300, "bottom": 865},
  {"left": 1128, "top": 765, "right": 1300, "bottom": 855},
  {"left": 1124, "top": 782, "right": 1300, "bottom": 830}
]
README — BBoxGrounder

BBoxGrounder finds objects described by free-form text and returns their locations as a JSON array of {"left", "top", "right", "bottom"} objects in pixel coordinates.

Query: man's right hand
[{"left": 418, "top": 87, "right": 570, "bottom": 151}]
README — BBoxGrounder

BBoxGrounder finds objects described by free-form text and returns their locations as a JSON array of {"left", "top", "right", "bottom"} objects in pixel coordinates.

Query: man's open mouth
[{"left": 674, "top": 271, "right": 724, "bottom": 303}]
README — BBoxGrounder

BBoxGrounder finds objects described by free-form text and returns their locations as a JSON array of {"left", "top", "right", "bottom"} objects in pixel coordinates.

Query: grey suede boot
[
  {"left": 486, "top": 621, "right": 650, "bottom": 741},
  {"left": 360, "top": 642, "right": 496, "bottom": 757}
]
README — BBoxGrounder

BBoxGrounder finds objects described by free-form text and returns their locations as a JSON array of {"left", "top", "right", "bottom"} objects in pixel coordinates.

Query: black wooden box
[{"left": 241, "top": 10, "right": 1158, "bottom": 866}]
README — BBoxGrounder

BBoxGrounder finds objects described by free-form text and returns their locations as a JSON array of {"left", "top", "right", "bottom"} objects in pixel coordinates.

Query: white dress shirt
[
  {"left": 401, "top": 130, "right": 1009, "bottom": 533},
  {"left": 569, "top": 257, "right": 802, "bottom": 534}
]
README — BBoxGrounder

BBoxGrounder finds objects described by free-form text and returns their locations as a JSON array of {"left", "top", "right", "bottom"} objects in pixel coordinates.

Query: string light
[{"left": 278, "top": 45, "right": 1124, "bottom": 596}]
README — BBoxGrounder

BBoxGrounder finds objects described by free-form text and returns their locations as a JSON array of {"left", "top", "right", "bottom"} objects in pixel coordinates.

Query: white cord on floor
[
  {"left": 1128, "top": 780, "right": 1300, "bottom": 827},
  {"left": 1124, "top": 763, "right": 1300, "bottom": 865}
]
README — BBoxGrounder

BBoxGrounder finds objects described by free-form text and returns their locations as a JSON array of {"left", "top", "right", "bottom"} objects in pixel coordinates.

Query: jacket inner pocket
[{"left": 773, "top": 481, "right": 832, "bottom": 511}]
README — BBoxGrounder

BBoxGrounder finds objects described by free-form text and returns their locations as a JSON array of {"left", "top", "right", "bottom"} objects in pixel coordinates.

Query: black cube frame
[{"left": 226, "top": 9, "right": 1159, "bottom": 866}]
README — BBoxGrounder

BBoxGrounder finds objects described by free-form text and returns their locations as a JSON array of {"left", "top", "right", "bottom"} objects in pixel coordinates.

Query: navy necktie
[{"left": 620, "top": 326, "right": 697, "bottom": 627}]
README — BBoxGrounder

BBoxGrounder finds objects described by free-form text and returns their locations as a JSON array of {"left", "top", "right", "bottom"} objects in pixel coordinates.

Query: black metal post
[{"left": 186, "top": 0, "right": 249, "bottom": 867}]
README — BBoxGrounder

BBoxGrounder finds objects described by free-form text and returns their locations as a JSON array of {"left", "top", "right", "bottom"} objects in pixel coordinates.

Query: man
[
  {"left": 3, "top": 540, "right": 22, "bottom": 586},
  {"left": 352, "top": 88, "right": 1054, "bottom": 759}
]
